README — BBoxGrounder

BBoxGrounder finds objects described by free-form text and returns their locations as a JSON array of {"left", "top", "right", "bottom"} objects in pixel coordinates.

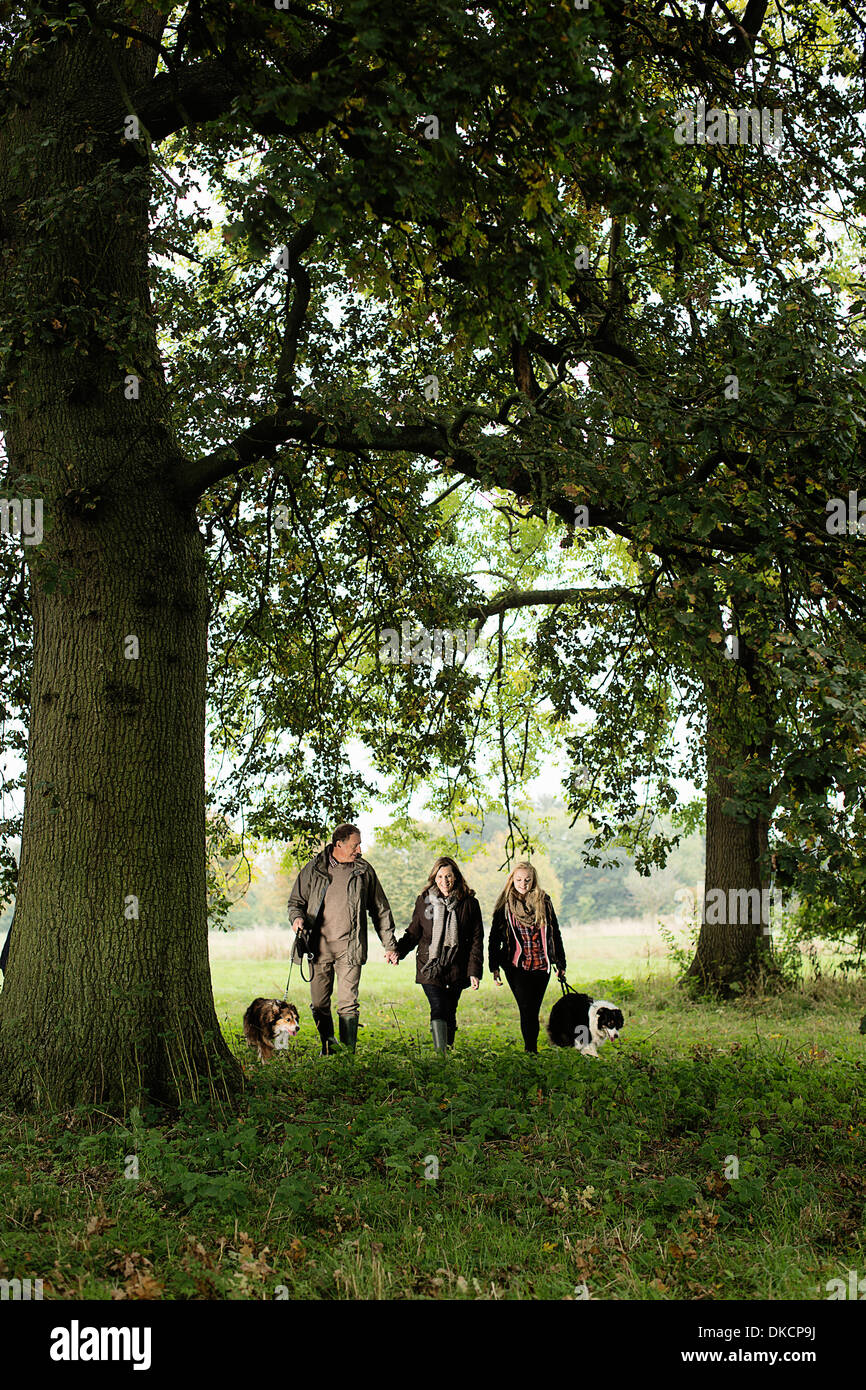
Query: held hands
[
  {"left": 469, "top": 976, "right": 480, "bottom": 991},
  {"left": 385, "top": 950, "right": 399, "bottom": 965}
]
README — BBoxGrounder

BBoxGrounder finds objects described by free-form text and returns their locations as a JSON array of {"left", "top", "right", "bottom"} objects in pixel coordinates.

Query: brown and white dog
[{"left": 243, "top": 998, "right": 300, "bottom": 1062}]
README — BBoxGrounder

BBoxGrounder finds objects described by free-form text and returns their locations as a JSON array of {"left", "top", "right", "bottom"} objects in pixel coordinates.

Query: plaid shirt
[{"left": 506, "top": 902, "right": 549, "bottom": 971}]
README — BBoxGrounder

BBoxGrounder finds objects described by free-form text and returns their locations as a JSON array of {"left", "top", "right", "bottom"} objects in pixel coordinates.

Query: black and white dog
[{"left": 547, "top": 992, "right": 624, "bottom": 1056}]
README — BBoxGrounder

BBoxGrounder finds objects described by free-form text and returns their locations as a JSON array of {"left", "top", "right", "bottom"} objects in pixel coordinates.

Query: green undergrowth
[{"left": 0, "top": 974, "right": 863, "bottom": 1300}]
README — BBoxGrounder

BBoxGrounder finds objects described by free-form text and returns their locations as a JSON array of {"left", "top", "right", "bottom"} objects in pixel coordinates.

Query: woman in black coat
[
  {"left": 489, "top": 861, "right": 566, "bottom": 1052},
  {"left": 392, "top": 856, "right": 483, "bottom": 1051}
]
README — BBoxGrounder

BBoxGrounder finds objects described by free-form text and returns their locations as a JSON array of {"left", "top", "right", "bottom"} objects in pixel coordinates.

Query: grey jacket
[{"left": 286, "top": 849, "right": 397, "bottom": 967}]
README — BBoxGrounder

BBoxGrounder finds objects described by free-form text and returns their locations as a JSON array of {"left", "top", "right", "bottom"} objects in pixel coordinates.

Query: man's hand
[
  {"left": 385, "top": 950, "right": 399, "bottom": 965},
  {"left": 492, "top": 971, "right": 502, "bottom": 986},
  {"left": 469, "top": 976, "right": 480, "bottom": 991},
  {"left": 291, "top": 917, "right": 305, "bottom": 933}
]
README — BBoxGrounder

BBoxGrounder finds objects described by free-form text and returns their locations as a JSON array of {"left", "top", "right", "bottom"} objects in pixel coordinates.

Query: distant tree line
[{"left": 218, "top": 805, "right": 706, "bottom": 933}]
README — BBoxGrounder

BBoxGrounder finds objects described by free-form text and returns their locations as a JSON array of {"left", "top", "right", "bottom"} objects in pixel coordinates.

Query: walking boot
[
  {"left": 312, "top": 1007, "right": 338, "bottom": 1056},
  {"left": 338, "top": 1014, "right": 358, "bottom": 1053},
  {"left": 446, "top": 1020, "right": 457, "bottom": 1049},
  {"left": 431, "top": 1019, "right": 448, "bottom": 1052}
]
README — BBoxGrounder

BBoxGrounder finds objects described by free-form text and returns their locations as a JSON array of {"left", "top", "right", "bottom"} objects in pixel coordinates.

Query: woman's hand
[
  {"left": 469, "top": 976, "right": 480, "bottom": 990},
  {"left": 492, "top": 971, "right": 502, "bottom": 986}
]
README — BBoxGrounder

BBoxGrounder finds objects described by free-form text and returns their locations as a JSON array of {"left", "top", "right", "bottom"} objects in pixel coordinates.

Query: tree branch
[
  {"left": 134, "top": 59, "right": 240, "bottom": 141},
  {"left": 134, "top": 41, "right": 341, "bottom": 145},
  {"left": 468, "top": 586, "right": 638, "bottom": 623},
  {"left": 711, "top": 0, "right": 771, "bottom": 69},
  {"left": 177, "top": 394, "right": 783, "bottom": 571},
  {"left": 274, "top": 219, "right": 319, "bottom": 399}
]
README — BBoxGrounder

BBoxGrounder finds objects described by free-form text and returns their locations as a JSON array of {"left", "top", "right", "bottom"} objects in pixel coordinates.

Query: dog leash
[
  {"left": 283, "top": 933, "right": 314, "bottom": 998},
  {"left": 558, "top": 975, "right": 577, "bottom": 997}
]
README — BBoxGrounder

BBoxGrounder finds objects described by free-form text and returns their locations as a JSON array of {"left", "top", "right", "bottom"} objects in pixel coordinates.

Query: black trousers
[
  {"left": 0, "top": 915, "right": 11, "bottom": 974},
  {"left": 421, "top": 982, "right": 463, "bottom": 1044},
  {"left": 502, "top": 962, "right": 550, "bottom": 1051}
]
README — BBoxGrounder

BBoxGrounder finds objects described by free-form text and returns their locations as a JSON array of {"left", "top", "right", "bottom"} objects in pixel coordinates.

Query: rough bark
[{"left": 0, "top": 7, "right": 240, "bottom": 1109}]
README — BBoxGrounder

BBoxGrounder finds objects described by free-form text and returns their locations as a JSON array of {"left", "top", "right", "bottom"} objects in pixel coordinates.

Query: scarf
[
  {"left": 420, "top": 890, "right": 460, "bottom": 981},
  {"left": 507, "top": 891, "right": 544, "bottom": 930}
]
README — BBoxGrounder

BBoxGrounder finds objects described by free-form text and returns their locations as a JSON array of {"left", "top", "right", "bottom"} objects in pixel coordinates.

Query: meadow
[{"left": 1, "top": 922, "right": 863, "bottom": 1301}]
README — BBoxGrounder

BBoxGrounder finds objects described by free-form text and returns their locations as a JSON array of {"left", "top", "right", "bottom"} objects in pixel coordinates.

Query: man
[{"left": 287, "top": 823, "right": 398, "bottom": 1055}]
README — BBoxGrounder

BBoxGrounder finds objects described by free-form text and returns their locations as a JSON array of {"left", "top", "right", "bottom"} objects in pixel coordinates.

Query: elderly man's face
[{"left": 333, "top": 832, "right": 362, "bottom": 863}]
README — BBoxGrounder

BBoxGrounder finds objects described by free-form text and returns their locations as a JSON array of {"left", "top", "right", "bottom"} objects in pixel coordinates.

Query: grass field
[{"left": 1, "top": 927, "right": 864, "bottom": 1301}]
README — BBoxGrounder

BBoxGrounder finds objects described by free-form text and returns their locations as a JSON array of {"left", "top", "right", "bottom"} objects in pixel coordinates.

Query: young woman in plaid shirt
[{"left": 489, "top": 862, "right": 566, "bottom": 1052}]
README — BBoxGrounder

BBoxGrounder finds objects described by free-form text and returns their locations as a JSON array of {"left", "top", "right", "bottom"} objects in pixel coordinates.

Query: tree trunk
[
  {"left": 0, "top": 8, "right": 240, "bottom": 1109},
  {"left": 686, "top": 660, "right": 774, "bottom": 993}
]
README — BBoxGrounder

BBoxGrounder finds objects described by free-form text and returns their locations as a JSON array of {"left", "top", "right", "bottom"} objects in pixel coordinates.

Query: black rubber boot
[
  {"left": 312, "top": 1007, "right": 338, "bottom": 1056},
  {"left": 431, "top": 1019, "right": 448, "bottom": 1052},
  {"left": 338, "top": 1014, "right": 358, "bottom": 1053},
  {"left": 447, "top": 1020, "right": 457, "bottom": 1049}
]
